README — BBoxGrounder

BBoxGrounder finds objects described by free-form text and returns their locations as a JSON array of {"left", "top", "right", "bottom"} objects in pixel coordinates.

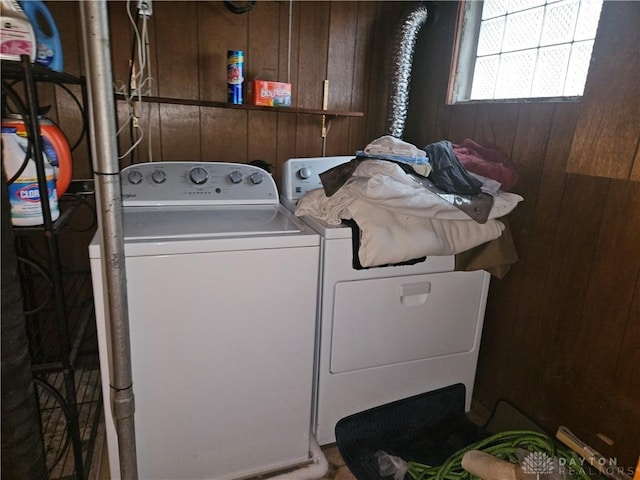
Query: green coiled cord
[{"left": 406, "top": 430, "right": 590, "bottom": 480}]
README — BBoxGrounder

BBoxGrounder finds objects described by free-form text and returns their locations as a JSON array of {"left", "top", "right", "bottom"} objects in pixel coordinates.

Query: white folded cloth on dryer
[
  {"left": 347, "top": 171, "right": 523, "bottom": 220},
  {"left": 364, "top": 135, "right": 427, "bottom": 158},
  {"left": 301, "top": 160, "right": 523, "bottom": 221},
  {"left": 296, "top": 191, "right": 505, "bottom": 266},
  {"left": 358, "top": 136, "right": 431, "bottom": 176},
  {"left": 346, "top": 200, "right": 505, "bottom": 266},
  {"left": 297, "top": 188, "right": 352, "bottom": 226},
  {"left": 295, "top": 159, "right": 523, "bottom": 267}
]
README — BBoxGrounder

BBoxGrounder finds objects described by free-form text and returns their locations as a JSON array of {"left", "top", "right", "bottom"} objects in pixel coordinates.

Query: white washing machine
[
  {"left": 90, "top": 162, "right": 320, "bottom": 480},
  {"left": 281, "top": 156, "right": 491, "bottom": 445}
]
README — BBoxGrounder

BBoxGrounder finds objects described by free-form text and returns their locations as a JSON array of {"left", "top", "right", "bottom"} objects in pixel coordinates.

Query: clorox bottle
[
  {"left": 18, "top": 0, "right": 63, "bottom": 71},
  {"left": 2, "top": 114, "right": 73, "bottom": 197},
  {"left": 2, "top": 125, "right": 60, "bottom": 226}
]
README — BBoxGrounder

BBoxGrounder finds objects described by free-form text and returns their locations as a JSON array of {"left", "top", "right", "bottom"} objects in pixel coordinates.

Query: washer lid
[
  {"left": 123, "top": 205, "right": 304, "bottom": 240},
  {"left": 89, "top": 204, "right": 319, "bottom": 258}
]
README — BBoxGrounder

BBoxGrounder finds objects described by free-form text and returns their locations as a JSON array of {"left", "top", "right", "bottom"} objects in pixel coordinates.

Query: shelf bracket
[{"left": 321, "top": 79, "right": 330, "bottom": 138}]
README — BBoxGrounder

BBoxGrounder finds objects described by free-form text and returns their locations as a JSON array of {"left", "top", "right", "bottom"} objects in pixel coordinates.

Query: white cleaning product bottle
[
  {"left": 2, "top": 125, "right": 60, "bottom": 226},
  {"left": 0, "top": 0, "right": 36, "bottom": 62}
]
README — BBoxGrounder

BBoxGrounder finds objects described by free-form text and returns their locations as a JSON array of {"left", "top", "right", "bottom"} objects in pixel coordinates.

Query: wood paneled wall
[
  {"left": 33, "top": 0, "right": 638, "bottom": 467},
  {"left": 45, "top": 1, "right": 416, "bottom": 183},
  {"left": 405, "top": 1, "right": 639, "bottom": 467}
]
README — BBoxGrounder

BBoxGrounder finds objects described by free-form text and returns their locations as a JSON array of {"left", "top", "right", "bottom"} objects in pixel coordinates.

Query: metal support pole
[{"left": 79, "top": 2, "right": 138, "bottom": 479}]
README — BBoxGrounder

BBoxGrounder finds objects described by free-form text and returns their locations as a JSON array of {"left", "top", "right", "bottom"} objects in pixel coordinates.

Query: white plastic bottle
[
  {"left": 2, "top": 125, "right": 60, "bottom": 226},
  {"left": 0, "top": 0, "right": 36, "bottom": 62}
]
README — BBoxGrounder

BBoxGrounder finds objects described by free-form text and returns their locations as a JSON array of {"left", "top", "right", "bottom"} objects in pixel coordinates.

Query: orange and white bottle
[{"left": 2, "top": 125, "right": 59, "bottom": 226}]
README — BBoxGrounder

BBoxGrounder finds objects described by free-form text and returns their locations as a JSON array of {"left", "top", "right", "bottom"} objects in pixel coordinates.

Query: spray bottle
[{"left": 2, "top": 125, "right": 60, "bottom": 226}]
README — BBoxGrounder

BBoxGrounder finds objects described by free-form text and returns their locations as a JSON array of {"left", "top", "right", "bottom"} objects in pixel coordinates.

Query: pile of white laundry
[{"left": 295, "top": 136, "right": 523, "bottom": 268}]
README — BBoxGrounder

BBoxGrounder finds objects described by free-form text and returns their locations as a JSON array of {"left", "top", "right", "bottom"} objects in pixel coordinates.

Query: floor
[
  {"left": 92, "top": 401, "right": 491, "bottom": 480},
  {"left": 318, "top": 445, "right": 358, "bottom": 480},
  {"left": 94, "top": 440, "right": 356, "bottom": 480}
]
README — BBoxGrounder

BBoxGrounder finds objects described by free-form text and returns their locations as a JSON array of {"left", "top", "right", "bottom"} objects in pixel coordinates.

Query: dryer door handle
[{"left": 399, "top": 281, "right": 431, "bottom": 306}]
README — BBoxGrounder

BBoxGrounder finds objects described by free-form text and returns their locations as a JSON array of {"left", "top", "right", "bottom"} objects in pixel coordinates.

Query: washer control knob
[
  {"left": 229, "top": 170, "right": 243, "bottom": 184},
  {"left": 298, "top": 167, "right": 311, "bottom": 180},
  {"left": 189, "top": 167, "right": 209, "bottom": 185},
  {"left": 250, "top": 171, "right": 264, "bottom": 185},
  {"left": 151, "top": 169, "right": 167, "bottom": 184},
  {"left": 127, "top": 169, "right": 144, "bottom": 185}
]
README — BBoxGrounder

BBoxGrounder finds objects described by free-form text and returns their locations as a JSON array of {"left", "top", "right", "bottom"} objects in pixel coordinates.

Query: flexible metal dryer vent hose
[{"left": 385, "top": 2, "right": 430, "bottom": 139}]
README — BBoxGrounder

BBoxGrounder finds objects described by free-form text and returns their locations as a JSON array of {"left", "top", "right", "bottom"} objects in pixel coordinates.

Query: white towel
[
  {"left": 294, "top": 158, "right": 523, "bottom": 268},
  {"left": 295, "top": 187, "right": 352, "bottom": 225},
  {"left": 348, "top": 173, "right": 523, "bottom": 220},
  {"left": 348, "top": 160, "right": 523, "bottom": 220},
  {"left": 296, "top": 188, "right": 508, "bottom": 267},
  {"left": 343, "top": 200, "right": 505, "bottom": 267},
  {"left": 363, "top": 135, "right": 427, "bottom": 158}
]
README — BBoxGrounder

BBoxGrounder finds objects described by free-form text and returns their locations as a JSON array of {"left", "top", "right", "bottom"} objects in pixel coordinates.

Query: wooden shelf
[{"left": 114, "top": 93, "right": 363, "bottom": 118}]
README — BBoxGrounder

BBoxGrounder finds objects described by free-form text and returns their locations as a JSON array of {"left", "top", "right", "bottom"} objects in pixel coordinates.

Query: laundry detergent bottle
[
  {"left": 2, "top": 125, "right": 60, "bottom": 226},
  {"left": 0, "top": 0, "right": 36, "bottom": 62},
  {"left": 18, "top": 0, "right": 62, "bottom": 71},
  {"left": 2, "top": 114, "right": 73, "bottom": 197}
]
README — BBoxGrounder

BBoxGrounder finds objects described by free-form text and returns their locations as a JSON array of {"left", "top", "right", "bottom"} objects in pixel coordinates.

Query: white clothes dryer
[
  {"left": 90, "top": 162, "right": 320, "bottom": 480},
  {"left": 282, "top": 156, "right": 491, "bottom": 446}
]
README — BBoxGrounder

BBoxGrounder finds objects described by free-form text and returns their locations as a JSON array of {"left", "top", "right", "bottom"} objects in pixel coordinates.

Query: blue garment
[{"left": 355, "top": 150, "right": 430, "bottom": 166}]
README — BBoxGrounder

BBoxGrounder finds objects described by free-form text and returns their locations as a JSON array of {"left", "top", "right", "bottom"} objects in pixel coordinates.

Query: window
[{"left": 450, "top": 0, "right": 604, "bottom": 102}]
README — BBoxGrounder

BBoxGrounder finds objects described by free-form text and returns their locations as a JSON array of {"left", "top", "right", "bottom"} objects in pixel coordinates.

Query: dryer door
[{"left": 330, "top": 270, "right": 487, "bottom": 373}]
